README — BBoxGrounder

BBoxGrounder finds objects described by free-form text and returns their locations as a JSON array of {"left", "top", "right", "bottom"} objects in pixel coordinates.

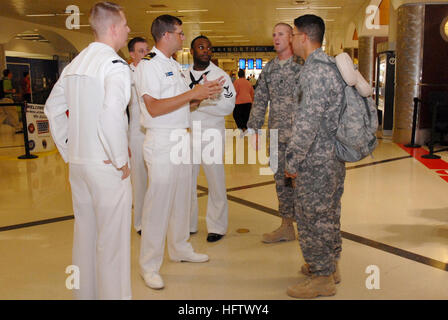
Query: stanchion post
[
  {"left": 422, "top": 98, "right": 441, "bottom": 160},
  {"left": 405, "top": 97, "right": 421, "bottom": 148},
  {"left": 18, "top": 102, "right": 38, "bottom": 160}
]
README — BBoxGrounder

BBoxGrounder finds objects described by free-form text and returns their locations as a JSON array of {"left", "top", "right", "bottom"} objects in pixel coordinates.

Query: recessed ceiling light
[
  {"left": 55, "top": 13, "right": 84, "bottom": 16},
  {"left": 17, "top": 33, "right": 40, "bottom": 37},
  {"left": 310, "top": 6, "right": 341, "bottom": 10},
  {"left": 276, "top": 6, "right": 341, "bottom": 10},
  {"left": 26, "top": 14, "right": 56, "bottom": 17},
  {"left": 177, "top": 9, "right": 208, "bottom": 13},
  {"left": 146, "top": 10, "right": 176, "bottom": 14},
  {"left": 26, "top": 12, "right": 84, "bottom": 17},
  {"left": 276, "top": 7, "right": 307, "bottom": 10}
]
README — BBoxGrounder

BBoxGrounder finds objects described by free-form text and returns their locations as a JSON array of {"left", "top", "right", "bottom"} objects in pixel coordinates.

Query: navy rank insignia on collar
[{"left": 142, "top": 52, "right": 156, "bottom": 61}]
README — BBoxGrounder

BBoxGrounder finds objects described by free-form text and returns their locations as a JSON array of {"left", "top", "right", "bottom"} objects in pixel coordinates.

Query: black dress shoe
[{"left": 207, "top": 233, "right": 224, "bottom": 242}]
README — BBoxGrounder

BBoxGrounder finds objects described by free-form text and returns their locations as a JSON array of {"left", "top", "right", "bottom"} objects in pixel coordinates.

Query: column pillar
[
  {"left": 358, "top": 36, "right": 374, "bottom": 86},
  {"left": 0, "top": 44, "right": 6, "bottom": 72},
  {"left": 392, "top": 3, "right": 425, "bottom": 143}
]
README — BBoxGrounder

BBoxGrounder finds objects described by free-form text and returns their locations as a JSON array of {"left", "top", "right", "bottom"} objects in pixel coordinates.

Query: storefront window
[{"left": 441, "top": 16, "right": 448, "bottom": 42}]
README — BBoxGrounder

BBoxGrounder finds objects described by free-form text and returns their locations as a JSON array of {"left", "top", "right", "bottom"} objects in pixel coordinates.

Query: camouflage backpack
[{"left": 326, "top": 53, "right": 378, "bottom": 162}]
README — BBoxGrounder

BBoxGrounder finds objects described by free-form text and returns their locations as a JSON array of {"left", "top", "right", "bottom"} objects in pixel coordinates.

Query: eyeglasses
[{"left": 168, "top": 31, "right": 185, "bottom": 37}]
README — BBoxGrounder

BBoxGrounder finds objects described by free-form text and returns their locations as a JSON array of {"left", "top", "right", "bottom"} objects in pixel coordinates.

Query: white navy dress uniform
[
  {"left": 185, "top": 62, "right": 236, "bottom": 235},
  {"left": 129, "top": 63, "right": 147, "bottom": 233},
  {"left": 135, "top": 47, "right": 208, "bottom": 288},
  {"left": 44, "top": 42, "right": 132, "bottom": 300}
]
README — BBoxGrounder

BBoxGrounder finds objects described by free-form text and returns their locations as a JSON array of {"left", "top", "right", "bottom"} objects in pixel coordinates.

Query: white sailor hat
[{"left": 335, "top": 52, "right": 373, "bottom": 97}]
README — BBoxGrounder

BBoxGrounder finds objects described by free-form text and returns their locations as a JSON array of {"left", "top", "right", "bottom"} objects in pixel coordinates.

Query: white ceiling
[{"left": 2, "top": 0, "right": 368, "bottom": 47}]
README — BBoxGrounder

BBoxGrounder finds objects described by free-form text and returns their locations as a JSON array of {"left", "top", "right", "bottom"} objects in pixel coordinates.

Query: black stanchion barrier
[
  {"left": 0, "top": 102, "right": 38, "bottom": 160},
  {"left": 18, "top": 102, "right": 38, "bottom": 159},
  {"left": 422, "top": 94, "right": 442, "bottom": 160},
  {"left": 405, "top": 97, "right": 421, "bottom": 148}
]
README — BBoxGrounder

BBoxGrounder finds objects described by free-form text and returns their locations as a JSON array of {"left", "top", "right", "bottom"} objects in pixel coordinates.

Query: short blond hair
[
  {"left": 274, "top": 23, "right": 293, "bottom": 33},
  {"left": 89, "top": 1, "right": 123, "bottom": 36}
]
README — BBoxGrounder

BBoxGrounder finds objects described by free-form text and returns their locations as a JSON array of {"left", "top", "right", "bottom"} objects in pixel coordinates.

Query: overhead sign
[{"left": 213, "top": 46, "right": 275, "bottom": 53}]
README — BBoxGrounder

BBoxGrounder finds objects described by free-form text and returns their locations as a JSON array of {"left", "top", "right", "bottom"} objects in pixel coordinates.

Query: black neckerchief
[{"left": 189, "top": 70, "right": 210, "bottom": 89}]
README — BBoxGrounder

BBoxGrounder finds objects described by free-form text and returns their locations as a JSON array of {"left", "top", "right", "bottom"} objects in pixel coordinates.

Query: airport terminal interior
[{"left": 1, "top": 0, "right": 448, "bottom": 300}]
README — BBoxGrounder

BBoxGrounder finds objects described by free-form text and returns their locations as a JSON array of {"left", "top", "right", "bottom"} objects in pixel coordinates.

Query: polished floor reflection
[{"left": 0, "top": 125, "right": 447, "bottom": 299}]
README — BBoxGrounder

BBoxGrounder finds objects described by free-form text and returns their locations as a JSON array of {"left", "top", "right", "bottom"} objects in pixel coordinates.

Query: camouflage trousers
[
  {"left": 293, "top": 159, "right": 346, "bottom": 276},
  {"left": 273, "top": 142, "right": 295, "bottom": 219}
]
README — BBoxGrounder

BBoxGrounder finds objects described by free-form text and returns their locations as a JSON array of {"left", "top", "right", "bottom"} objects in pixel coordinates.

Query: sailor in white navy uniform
[
  {"left": 127, "top": 37, "right": 150, "bottom": 235},
  {"left": 186, "top": 35, "right": 236, "bottom": 242},
  {"left": 44, "top": 2, "right": 132, "bottom": 300},
  {"left": 134, "top": 15, "right": 224, "bottom": 290}
]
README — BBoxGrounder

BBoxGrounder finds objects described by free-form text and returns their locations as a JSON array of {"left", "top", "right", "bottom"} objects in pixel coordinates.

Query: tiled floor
[{"left": 0, "top": 124, "right": 447, "bottom": 299}]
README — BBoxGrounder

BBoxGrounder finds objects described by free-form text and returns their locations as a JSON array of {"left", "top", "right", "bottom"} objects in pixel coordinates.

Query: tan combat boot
[
  {"left": 301, "top": 262, "right": 341, "bottom": 284},
  {"left": 261, "top": 223, "right": 296, "bottom": 243},
  {"left": 287, "top": 275, "right": 336, "bottom": 299}
]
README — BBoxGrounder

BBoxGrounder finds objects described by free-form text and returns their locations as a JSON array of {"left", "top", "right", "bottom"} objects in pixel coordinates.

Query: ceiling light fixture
[
  {"left": 309, "top": 6, "right": 342, "bottom": 10},
  {"left": 55, "top": 13, "right": 84, "bottom": 16},
  {"left": 276, "top": 6, "right": 341, "bottom": 10},
  {"left": 26, "top": 12, "right": 84, "bottom": 17},
  {"left": 177, "top": 9, "right": 208, "bottom": 13},
  {"left": 17, "top": 33, "right": 40, "bottom": 37},
  {"left": 26, "top": 14, "right": 56, "bottom": 17},
  {"left": 276, "top": 7, "right": 308, "bottom": 10},
  {"left": 146, "top": 10, "right": 176, "bottom": 13}
]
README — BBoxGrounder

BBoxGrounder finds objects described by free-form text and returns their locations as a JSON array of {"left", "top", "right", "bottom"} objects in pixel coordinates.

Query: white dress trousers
[
  {"left": 139, "top": 128, "right": 194, "bottom": 275},
  {"left": 129, "top": 64, "right": 147, "bottom": 232},
  {"left": 190, "top": 127, "right": 228, "bottom": 235},
  {"left": 69, "top": 163, "right": 132, "bottom": 300},
  {"left": 185, "top": 63, "right": 235, "bottom": 235}
]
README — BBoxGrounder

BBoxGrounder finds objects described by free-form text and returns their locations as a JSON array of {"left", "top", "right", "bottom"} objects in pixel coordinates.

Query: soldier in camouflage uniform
[
  {"left": 285, "top": 15, "right": 346, "bottom": 299},
  {"left": 247, "top": 23, "right": 302, "bottom": 243}
]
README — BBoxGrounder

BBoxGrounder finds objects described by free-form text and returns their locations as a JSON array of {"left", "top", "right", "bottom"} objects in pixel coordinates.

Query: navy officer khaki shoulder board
[{"left": 142, "top": 52, "right": 157, "bottom": 61}]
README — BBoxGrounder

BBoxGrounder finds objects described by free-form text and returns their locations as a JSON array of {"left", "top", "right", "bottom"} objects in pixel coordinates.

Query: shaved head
[{"left": 89, "top": 1, "right": 124, "bottom": 37}]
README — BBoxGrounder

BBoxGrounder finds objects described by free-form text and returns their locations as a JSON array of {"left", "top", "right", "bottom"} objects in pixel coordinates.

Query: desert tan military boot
[
  {"left": 287, "top": 275, "right": 336, "bottom": 299},
  {"left": 261, "top": 223, "right": 296, "bottom": 243},
  {"left": 301, "top": 262, "right": 341, "bottom": 284}
]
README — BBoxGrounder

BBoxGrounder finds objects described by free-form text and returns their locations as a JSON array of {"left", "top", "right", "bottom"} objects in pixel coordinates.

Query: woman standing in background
[{"left": 232, "top": 68, "right": 254, "bottom": 133}]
